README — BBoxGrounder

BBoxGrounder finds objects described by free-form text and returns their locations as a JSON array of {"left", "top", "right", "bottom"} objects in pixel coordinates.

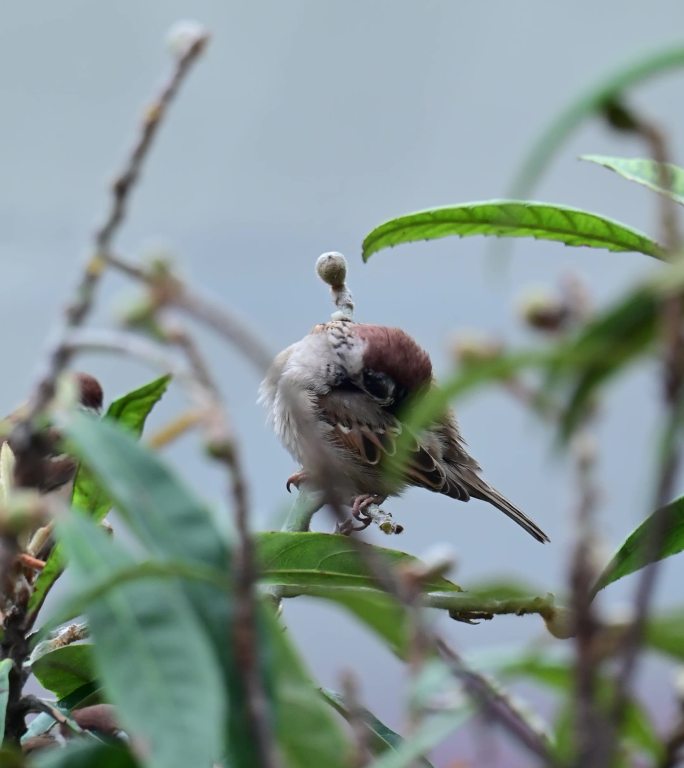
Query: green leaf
[
  {"left": 646, "top": 608, "right": 684, "bottom": 660},
  {"left": 582, "top": 155, "right": 684, "bottom": 206},
  {"left": 63, "top": 415, "right": 264, "bottom": 768},
  {"left": 366, "top": 711, "right": 470, "bottom": 768},
  {"left": 258, "top": 531, "right": 461, "bottom": 658},
  {"left": 32, "top": 741, "right": 139, "bottom": 768},
  {"left": 23, "top": 682, "right": 100, "bottom": 742},
  {"left": 65, "top": 414, "right": 227, "bottom": 570},
  {"left": 507, "top": 44, "right": 684, "bottom": 197},
  {"left": 491, "top": 654, "right": 661, "bottom": 760},
  {"left": 322, "top": 688, "right": 435, "bottom": 767},
  {"left": 31, "top": 645, "right": 95, "bottom": 701},
  {"left": 268, "top": 611, "right": 350, "bottom": 768},
  {"left": 0, "top": 748, "right": 23, "bottom": 768},
  {"left": 0, "top": 658, "right": 13, "bottom": 741},
  {"left": 594, "top": 496, "right": 684, "bottom": 592},
  {"left": 362, "top": 201, "right": 664, "bottom": 262},
  {"left": 28, "top": 375, "right": 171, "bottom": 617},
  {"left": 550, "top": 285, "right": 660, "bottom": 438},
  {"left": 55, "top": 511, "right": 225, "bottom": 768},
  {"left": 257, "top": 532, "right": 461, "bottom": 593},
  {"left": 72, "top": 373, "right": 171, "bottom": 524},
  {"left": 104, "top": 374, "right": 171, "bottom": 432}
]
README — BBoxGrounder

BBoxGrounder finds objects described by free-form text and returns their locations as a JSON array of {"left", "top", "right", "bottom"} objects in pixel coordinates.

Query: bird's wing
[{"left": 316, "top": 389, "right": 470, "bottom": 497}]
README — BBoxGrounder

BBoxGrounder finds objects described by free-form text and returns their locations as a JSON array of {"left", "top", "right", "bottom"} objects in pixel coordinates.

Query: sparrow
[{"left": 260, "top": 320, "right": 549, "bottom": 542}]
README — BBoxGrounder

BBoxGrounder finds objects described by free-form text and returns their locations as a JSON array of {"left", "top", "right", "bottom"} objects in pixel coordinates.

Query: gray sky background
[{"left": 2, "top": 3, "right": 684, "bottom": 764}]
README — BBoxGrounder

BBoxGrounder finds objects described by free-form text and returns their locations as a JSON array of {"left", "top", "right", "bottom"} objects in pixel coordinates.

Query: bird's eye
[{"left": 362, "top": 369, "right": 395, "bottom": 403}]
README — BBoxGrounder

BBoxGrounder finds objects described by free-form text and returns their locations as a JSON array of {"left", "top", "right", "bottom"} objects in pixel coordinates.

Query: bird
[{"left": 259, "top": 319, "right": 549, "bottom": 543}]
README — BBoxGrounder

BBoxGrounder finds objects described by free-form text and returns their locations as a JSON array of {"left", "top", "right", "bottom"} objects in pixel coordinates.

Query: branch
[{"left": 24, "top": 25, "right": 209, "bottom": 422}]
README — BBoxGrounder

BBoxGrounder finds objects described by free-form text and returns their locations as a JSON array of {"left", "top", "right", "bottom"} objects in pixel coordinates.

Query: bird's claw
[{"left": 286, "top": 470, "right": 308, "bottom": 493}]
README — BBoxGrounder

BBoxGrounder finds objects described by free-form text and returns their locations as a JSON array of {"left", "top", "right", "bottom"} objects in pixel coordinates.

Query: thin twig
[
  {"left": 162, "top": 324, "right": 279, "bottom": 768},
  {"left": 24, "top": 30, "right": 209, "bottom": 421},
  {"left": 341, "top": 670, "right": 371, "bottom": 768},
  {"left": 568, "top": 431, "right": 609, "bottom": 768},
  {"left": 436, "top": 641, "right": 557, "bottom": 764},
  {"left": 146, "top": 409, "right": 204, "bottom": 450}
]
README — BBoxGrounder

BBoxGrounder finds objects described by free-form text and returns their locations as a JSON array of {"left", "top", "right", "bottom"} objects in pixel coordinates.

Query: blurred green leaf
[
  {"left": 550, "top": 285, "right": 660, "bottom": 437},
  {"left": 0, "top": 658, "right": 13, "bottom": 742},
  {"left": 267, "top": 610, "right": 350, "bottom": 768},
  {"left": 367, "top": 710, "right": 470, "bottom": 768},
  {"left": 23, "top": 682, "right": 100, "bottom": 743},
  {"left": 582, "top": 155, "right": 684, "bottom": 206},
  {"left": 462, "top": 578, "right": 549, "bottom": 602},
  {"left": 56, "top": 512, "right": 225, "bottom": 768},
  {"left": 0, "top": 748, "right": 23, "bottom": 768},
  {"left": 31, "top": 645, "right": 95, "bottom": 701},
  {"left": 322, "top": 688, "right": 435, "bottom": 766},
  {"left": 103, "top": 374, "right": 171, "bottom": 431},
  {"left": 66, "top": 414, "right": 226, "bottom": 570},
  {"left": 646, "top": 607, "right": 684, "bottom": 660},
  {"left": 64, "top": 415, "right": 265, "bottom": 768},
  {"left": 594, "top": 495, "right": 684, "bottom": 592},
  {"left": 507, "top": 44, "right": 684, "bottom": 197},
  {"left": 489, "top": 653, "right": 661, "bottom": 760},
  {"left": 362, "top": 201, "right": 664, "bottom": 262},
  {"left": 32, "top": 741, "right": 139, "bottom": 768},
  {"left": 28, "top": 375, "right": 171, "bottom": 617},
  {"left": 257, "top": 532, "right": 461, "bottom": 593}
]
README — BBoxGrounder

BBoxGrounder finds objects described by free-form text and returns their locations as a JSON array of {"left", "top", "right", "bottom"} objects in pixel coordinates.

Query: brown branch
[
  {"left": 161, "top": 325, "right": 279, "bottom": 768},
  {"left": 24, "top": 28, "right": 209, "bottom": 422}
]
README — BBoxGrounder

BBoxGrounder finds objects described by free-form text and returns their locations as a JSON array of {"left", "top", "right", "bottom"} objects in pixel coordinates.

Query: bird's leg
[
  {"left": 350, "top": 493, "right": 386, "bottom": 530},
  {"left": 286, "top": 469, "right": 308, "bottom": 493}
]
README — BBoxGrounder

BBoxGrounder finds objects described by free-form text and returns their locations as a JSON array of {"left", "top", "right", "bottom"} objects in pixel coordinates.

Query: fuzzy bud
[
  {"left": 519, "top": 290, "right": 570, "bottom": 333},
  {"left": 166, "top": 20, "right": 208, "bottom": 58},
  {"left": 451, "top": 332, "right": 504, "bottom": 366},
  {"left": 316, "top": 252, "right": 347, "bottom": 288}
]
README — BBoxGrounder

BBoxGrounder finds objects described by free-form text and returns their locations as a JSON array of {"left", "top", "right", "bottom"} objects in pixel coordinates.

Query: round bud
[
  {"left": 519, "top": 289, "right": 569, "bottom": 333},
  {"left": 166, "top": 20, "right": 208, "bottom": 58},
  {"left": 451, "top": 332, "right": 504, "bottom": 366},
  {"left": 316, "top": 252, "right": 347, "bottom": 288}
]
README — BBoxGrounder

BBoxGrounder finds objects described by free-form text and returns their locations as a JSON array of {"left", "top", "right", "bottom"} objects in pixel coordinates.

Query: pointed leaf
[
  {"left": 367, "top": 711, "right": 470, "bottom": 768},
  {"left": 362, "top": 201, "right": 664, "bottom": 262},
  {"left": 63, "top": 415, "right": 265, "bottom": 768},
  {"left": 550, "top": 285, "right": 659, "bottom": 437},
  {"left": 65, "top": 414, "right": 227, "bottom": 570},
  {"left": 55, "top": 512, "right": 225, "bottom": 768},
  {"left": 594, "top": 496, "right": 684, "bottom": 592},
  {"left": 582, "top": 155, "right": 684, "bottom": 206},
  {"left": 508, "top": 44, "right": 684, "bottom": 197},
  {"left": 322, "top": 688, "right": 435, "bottom": 767},
  {"left": 23, "top": 682, "right": 100, "bottom": 742},
  {"left": 31, "top": 645, "right": 95, "bottom": 700},
  {"left": 257, "top": 531, "right": 461, "bottom": 593}
]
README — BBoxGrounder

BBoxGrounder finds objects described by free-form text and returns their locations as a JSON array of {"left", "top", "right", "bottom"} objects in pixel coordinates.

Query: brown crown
[{"left": 355, "top": 324, "right": 432, "bottom": 393}]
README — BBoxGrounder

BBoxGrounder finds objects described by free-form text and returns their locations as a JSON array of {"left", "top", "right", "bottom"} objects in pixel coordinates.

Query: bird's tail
[{"left": 466, "top": 477, "right": 549, "bottom": 544}]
